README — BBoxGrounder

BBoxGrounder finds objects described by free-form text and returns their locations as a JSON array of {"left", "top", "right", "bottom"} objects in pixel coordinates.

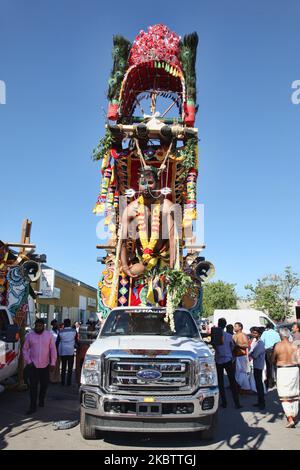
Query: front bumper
[{"left": 80, "top": 386, "right": 219, "bottom": 433}]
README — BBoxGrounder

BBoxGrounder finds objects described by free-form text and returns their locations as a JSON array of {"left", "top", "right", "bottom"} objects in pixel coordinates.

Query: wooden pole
[
  {"left": 17, "top": 219, "right": 32, "bottom": 389},
  {"left": 4, "top": 243, "right": 36, "bottom": 249},
  {"left": 19, "top": 219, "right": 32, "bottom": 255}
]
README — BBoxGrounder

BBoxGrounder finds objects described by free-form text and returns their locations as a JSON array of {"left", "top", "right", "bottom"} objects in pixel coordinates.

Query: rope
[
  {"left": 157, "top": 139, "right": 173, "bottom": 177},
  {"left": 160, "top": 95, "right": 180, "bottom": 118},
  {"left": 166, "top": 148, "right": 170, "bottom": 191},
  {"left": 174, "top": 219, "right": 180, "bottom": 271},
  {"left": 134, "top": 138, "right": 148, "bottom": 170},
  {"left": 108, "top": 223, "right": 123, "bottom": 308},
  {"left": 150, "top": 92, "right": 157, "bottom": 115}
]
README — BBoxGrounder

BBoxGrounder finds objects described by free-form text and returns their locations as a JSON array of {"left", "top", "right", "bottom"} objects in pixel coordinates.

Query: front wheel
[
  {"left": 200, "top": 412, "right": 218, "bottom": 441},
  {"left": 80, "top": 408, "right": 100, "bottom": 440}
]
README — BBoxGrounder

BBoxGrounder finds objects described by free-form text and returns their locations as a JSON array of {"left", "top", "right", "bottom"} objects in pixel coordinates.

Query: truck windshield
[{"left": 101, "top": 309, "right": 200, "bottom": 338}]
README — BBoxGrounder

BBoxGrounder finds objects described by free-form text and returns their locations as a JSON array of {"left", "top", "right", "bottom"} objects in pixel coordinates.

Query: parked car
[
  {"left": 0, "top": 307, "right": 20, "bottom": 384},
  {"left": 276, "top": 322, "right": 294, "bottom": 330}
]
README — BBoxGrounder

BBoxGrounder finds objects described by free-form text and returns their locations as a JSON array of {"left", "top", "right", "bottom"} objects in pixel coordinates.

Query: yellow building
[{"left": 32, "top": 265, "right": 97, "bottom": 328}]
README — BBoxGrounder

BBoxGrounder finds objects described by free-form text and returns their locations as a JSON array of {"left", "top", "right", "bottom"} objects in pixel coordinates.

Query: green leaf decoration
[
  {"left": 92, "top": 128, "right": 113, "bottom": 161},
  {"left": 175, "top": 138, "right": 198, "bottom": 179},
  {"left": 163, "top": 268, "right": 196, "bottom": 308}
]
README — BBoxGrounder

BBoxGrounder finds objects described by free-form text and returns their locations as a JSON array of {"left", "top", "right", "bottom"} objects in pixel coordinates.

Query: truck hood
[{"left": 87, "top": 335, "right": 213, "bottom": 358}]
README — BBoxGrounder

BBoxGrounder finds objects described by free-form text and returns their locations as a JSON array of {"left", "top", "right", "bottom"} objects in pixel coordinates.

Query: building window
[
  {"left": 53, "top": 306, "right": 63, "bottom": 324},
  {"left": 38, "top": 304, "right": 49, "bottom": 321},
  {"left": 79, "top": 309, "right": 86, "bottom": 324}
]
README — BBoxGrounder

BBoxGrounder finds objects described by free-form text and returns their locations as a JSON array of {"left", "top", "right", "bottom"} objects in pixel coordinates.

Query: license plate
[{"left": 137, "top": 402, "right": 162, "bottom": 416}]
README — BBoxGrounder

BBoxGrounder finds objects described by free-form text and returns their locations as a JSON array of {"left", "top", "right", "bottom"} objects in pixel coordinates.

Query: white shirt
[{"left": 58, "top": 327, "right": 76, "bottom": 356}]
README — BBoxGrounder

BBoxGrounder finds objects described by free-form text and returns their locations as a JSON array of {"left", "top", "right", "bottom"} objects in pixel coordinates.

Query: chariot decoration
[{"left": 92, "top": 25, "right": 214, "bottom": 323}]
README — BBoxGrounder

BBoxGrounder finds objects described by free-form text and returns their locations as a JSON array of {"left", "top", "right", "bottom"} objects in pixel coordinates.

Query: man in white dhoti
[
  {"left": 233, "top": 322, "right": 250, "bottom": 392},
  {"left": 272, "top": 327, "right": 300, "bottom": 428}
]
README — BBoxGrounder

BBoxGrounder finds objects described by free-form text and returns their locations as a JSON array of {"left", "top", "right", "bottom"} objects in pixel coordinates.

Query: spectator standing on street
[
  {"left": 249, "top": 327, "right": 266, "bottom": 410},
  {"left": 49, "top": 319, "right": 60, "bottom": 384},
  {"left": 291, "top": 322, "right": 300, "bottom": 347},
  {"left": 233, "top": 322, "right": 250, "bottom": 392},
  {"left": 23, "top": 318, "right": 57, "bottom": 415},
  {"left": 207, "top": 321, "right": 214, "bottom": 334},
  {"left": 58, "top": 319, "right": 77, "bottom": 386},
  {"left": 261, "top": 323, "right": 280, "bottom": 389},
  {"left": 226, "top": 324, "right": 234, "bottom": 335},
  {"left": 214, "top": 318, "right": 242, "bottom": 409},
  {"left": 272, "top": 327, "right": 300, "bottom": 428}
]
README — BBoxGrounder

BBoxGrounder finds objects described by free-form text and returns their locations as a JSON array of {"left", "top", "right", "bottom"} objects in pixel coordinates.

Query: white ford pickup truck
[{"left": 80, "top": 307, "right": 219, "bottom": 440}]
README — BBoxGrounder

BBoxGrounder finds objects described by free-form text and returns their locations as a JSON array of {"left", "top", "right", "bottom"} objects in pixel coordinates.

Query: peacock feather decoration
[
  {"left": 107, "top": 35, "right": 131, "bottom": 103},
  {"left": 180, "top": 32, "right": 198, "bottom": 105}
]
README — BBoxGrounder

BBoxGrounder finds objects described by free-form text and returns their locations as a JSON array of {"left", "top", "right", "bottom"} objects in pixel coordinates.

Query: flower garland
[
  {"left": 137, "top": 195, "right": 160, "bottom": 270},
  {"left": 163, "top": 268, "right": 196, "bottom": 332},
  {"left": 165, "top": 294, "right": 176, "bottom": 332}
]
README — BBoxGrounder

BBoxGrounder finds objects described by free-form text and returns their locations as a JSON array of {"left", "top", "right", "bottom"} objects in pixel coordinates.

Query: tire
[
  {"left": 80, "top": 408, "right": 99, "bottom": 440},
  {"left": 200, "top": 412, "right": 218, "bottom": 441}
]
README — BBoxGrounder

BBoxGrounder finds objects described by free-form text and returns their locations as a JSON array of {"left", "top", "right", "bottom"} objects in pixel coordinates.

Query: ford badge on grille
[{"left": 136, "top": 369, "right": 162, "bottom": 381}]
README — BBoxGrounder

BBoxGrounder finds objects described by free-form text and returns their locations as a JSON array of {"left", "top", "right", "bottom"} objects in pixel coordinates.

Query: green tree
[
  {"left": 202, "top": 281, "right": 238, "bottom": 318},
  {"left": 280, "top": 266, "right": 300, "bottom": 319},
  {"left": 245, "top": 266, "right": 300, "bottom": 322}
]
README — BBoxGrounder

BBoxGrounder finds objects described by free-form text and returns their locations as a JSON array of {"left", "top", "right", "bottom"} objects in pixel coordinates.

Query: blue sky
[{"left": 1, "top": 0, "right": 300, "bottom": 297}]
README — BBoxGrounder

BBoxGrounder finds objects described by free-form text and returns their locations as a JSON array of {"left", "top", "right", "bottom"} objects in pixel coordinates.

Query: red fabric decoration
[
  {"left": 143, "top": 248, "right": 154, "bottom": 256},
  {"left": 107, "top": 102, "right": 119, "bottom": 121},
  {"left": 184, "top": 103, "right": 196, "bottom": 127}
]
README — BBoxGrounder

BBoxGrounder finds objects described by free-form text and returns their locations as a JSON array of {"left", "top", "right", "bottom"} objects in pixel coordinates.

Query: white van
[
  {"left": 213, "top": 309, "right": 276, "bottom": 334},
  {"left": 0, "top": 307, "right": 20, "bottom": 384}
]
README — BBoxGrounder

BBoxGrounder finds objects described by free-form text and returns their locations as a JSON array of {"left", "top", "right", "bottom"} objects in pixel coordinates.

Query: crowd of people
[
  {"left": 21, "top": 314, "right": 300, "bottom": 429},
  {"left": 211, "top": 318, "right": 300, "bottom": 428},
  {"left": 22, "top": 317, "right": 100, "bottom": 415}
]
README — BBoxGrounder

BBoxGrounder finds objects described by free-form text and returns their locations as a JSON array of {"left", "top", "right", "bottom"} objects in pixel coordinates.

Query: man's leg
[
  {"left": 38, "top": 366, "right": 49, "bottom": 406},
  {"left": 67, "top": 355, "right": 74, "bottom": 386},
  {"left": 281, "top": 401, "right": 297, "bottom": 427},
  {"left": 27, "top": 366, "right": 38, "bottom": 413},
  {"left": 265, "top": 350, "right": 273, "bottom": 389},
  {"left": 216, "top": 363, "right": 226, "bottom": 407},
  {"left": 268, "top": 349, "right": 275, "bottom": 387},
  {"left": 225, "top": 361, "right": 241, "bottom": 408},
  {"left": 254, "top": 368, "right": 265, "bottom": 408},
  {"left": 61, "top": 356, "right": 67, "bottom": 385}
]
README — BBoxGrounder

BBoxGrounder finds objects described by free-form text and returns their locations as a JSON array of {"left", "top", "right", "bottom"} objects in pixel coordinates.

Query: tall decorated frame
[{"left": 93, "top": 25, "right": 214, "bottom": 322}]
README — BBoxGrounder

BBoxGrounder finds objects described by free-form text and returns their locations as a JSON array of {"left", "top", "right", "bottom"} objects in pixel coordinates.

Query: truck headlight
[
  {"left": 199, "top": 358, "right": 217, "bottom": 387},
  {"left": 81, "top": 355, "right": 101, "bottom": 386}
]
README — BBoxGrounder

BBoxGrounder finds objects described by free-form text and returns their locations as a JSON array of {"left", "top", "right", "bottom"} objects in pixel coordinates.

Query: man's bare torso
[
  {"left": 125, "top": 197, "right": 174, "bottom": 251},
  {"left": 273, "top": 341, "right": 299, "bottom": 367}
]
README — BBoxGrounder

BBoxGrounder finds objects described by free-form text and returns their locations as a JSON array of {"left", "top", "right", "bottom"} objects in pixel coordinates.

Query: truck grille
[{"left": 105, "top": 359, "right": 194, "bottom": 394}]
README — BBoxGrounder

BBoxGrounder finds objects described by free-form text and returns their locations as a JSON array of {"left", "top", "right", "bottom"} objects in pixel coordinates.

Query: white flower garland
[{"left": 165, "top": 289, "right": 176, "bottom": 332}]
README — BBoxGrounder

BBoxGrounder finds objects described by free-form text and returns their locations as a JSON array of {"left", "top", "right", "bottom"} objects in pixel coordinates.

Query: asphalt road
[{"left": 1, "top": 381, "right": 300, "bottom": 450}]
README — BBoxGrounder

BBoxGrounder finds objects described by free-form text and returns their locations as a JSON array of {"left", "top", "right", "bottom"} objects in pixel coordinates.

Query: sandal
[{"left": 286, "top": 419, "right": 295, "bottom": 428}]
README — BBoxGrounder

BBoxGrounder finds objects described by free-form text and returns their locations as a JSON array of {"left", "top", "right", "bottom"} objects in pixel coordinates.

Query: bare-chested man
[
  {"left": 272, "top": 327, "right": 300, "bottom": 428},
  {"left": 233, "top": 322, "right": 250, "bottom": 392},
  {"left": 120, "top": 168, "right": 175, "bottom": 278}
]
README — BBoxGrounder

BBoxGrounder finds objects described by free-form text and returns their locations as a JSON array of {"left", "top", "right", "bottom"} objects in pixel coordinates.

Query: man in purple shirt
[
  {"left": 213, "top": 318, "right": 242, "bottom": 409},
  {"left": 23, "top": 318, "right": 57, "bottom": 415}
]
